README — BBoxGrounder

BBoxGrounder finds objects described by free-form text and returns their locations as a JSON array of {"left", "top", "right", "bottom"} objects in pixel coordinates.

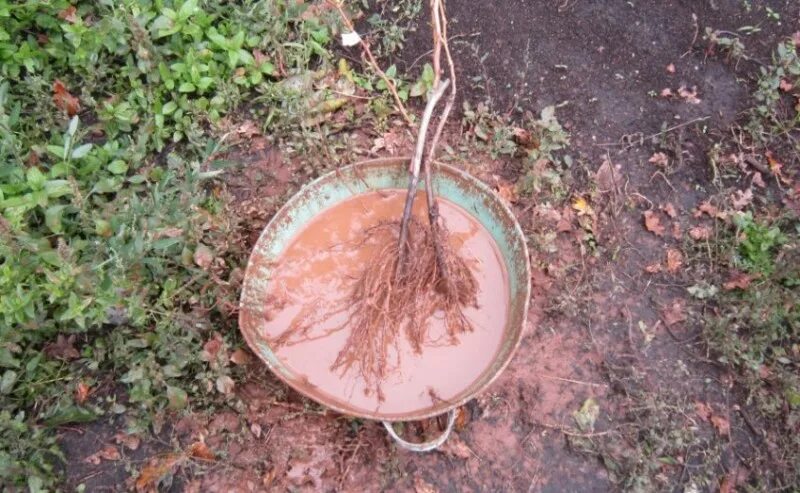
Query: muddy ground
[{"left": 61, "top": 0, "right": 799, "bottom": 491}]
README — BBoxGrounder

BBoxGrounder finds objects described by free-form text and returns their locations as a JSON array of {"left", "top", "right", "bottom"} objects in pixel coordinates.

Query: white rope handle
[{"left": 382, "top": 409, "right": 457, "bottom": 452}]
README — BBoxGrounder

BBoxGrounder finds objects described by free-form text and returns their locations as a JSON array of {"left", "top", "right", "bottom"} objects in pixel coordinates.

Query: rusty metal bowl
[{"left": 239, "top": 157, "right": 530, "bottom": 425}]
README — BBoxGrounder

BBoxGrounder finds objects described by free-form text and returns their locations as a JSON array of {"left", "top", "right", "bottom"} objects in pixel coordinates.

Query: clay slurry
[{"left": 261, "top": 190, "right": 509, "bottom": 415}]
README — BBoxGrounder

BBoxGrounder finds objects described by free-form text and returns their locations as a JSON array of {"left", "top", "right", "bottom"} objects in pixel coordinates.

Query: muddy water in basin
[{"left": 261, "top": 190, "right": 509, "bottom": 415}]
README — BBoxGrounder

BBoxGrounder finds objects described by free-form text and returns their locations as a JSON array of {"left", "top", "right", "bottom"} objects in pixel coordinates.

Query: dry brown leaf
[
  {"left": 135, "top": 453, "right": 185, "bottom": 492},
  {"left": 414, "top": 477, "right": 438, "bottom": 493},
  {"left": 216, "top": 375, "right": 235, "bottom": 395},
  {"left": 695, "top": 401, "right": 713, "bottom": 420},
  {"left": 731, "top": 188, "right": 753, "bottom": 210},
  {"left": 648, "top": 152, "right": 669, "bottom": 167},
  {"left": 678, "top": 85, "right": 701, "bottom": 104},
  {"left": 85, "top": 445, "right": 121, "bottom": 465},
  {"left": 440, "top": 434, "right": 473, "bottom": 460},
  {"left": 752, "top": 171, "right": 766, "bottom": 188},
  {"left": 193, "top": 244, "right": 214, "bottom": 269},
  {"left": 689, "top": 225, "right": 712, "bottom": 241},
  {"left": 723, "top": 271, "right": 756, "bottom": 291},
  {"left": 666, "top": 249, "right": 683, "bottom": 273},
  {"left": 371, "top": 129, "right": 404, "bottom": 155},
  {"left": 710, "top": 414, "right": 730, "bottom": 437},
  {"left": 643, "top": 210, "right": 665, "bottom": 236},
  {"left": 595, "top": 159, "right": 620, "bottom": 192},
  {"left": 188, "top": 441, "right": 216, "bottom": 461},
  {"left": 58, "top": 6, "right": 78, "bottom": 23},
  {"left": 512, "top": 127, "right": 537, "bottom": 149},
  {"left": 114, "top": 433, "right": 141, "bottom": 451},
  {"left": 660, "top": 88, "right": 673, "bottom": 98},
  {"left": 572, "top": 196, "right": 594, "bottom": 217},
  {"left": 671, "top": 222, "right": 682, "bottom": 240},
  {"left": 660, "top": 202, "right": 677, "bottom": 218},
  {"left": 695, "top": 201, "right": 724, "bottom": 219},
  {"left": 229, "top": 348, "right": 251, "bottom": 366},
  {"left": 200, "top": 333, "right": 223, "bottom": 362},
  {"left": 644, "top": 262, "right": 662, "bottom": 274},
  {"left": 662, "top": 300, "right": 687, "bottom": 326},
  {"left": 495, "top": 183, "right": 518, "bottom": 204},
  {"left": 53, "top": 79, "right": 80, "bottom": 116},
  {"left": 720, "top": 474, "right": 734, "bottom": 493},
  {"left": 44, "top": 334, "right": 80, "bottom": 361},
  {"left": 779, "top": 79, "right": 795, "bottom": 93},
  {"left": 75, "top": 381, "right": 90, "bottom": 404}
]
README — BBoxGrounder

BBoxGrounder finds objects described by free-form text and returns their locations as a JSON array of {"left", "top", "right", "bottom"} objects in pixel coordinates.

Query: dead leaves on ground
[
  {"left": 643, "top": 210, "right": 666, "bottom": 236},
  {"left": 84, "top": 445, "right": 121, "bottom": 465},
  {"left": 695, "top": 402, "right": 730, "bottom": 437},
  {"left": 135, "top": 441, "right": 217, "bottom": 492},
  {"left": 723, "top": 271, "right": 756, "bottom": 291},
  {"left": 53, "top": 79, "right": 80, "bottom": 116}
]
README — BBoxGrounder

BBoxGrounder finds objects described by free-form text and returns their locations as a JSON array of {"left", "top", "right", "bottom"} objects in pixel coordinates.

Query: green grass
[{"left": 0, "top": 0, "right": 425, "bottom": 489}]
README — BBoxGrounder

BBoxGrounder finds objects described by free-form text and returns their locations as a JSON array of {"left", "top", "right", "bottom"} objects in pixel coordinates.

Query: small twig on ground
[
  {"left": 535, "top": 421, "right": 613, "bottom": 438},
  {"left": 540, "top": 374, "right": 608, "bottom": 388},
  {"left": 595, "top": 116, "right": 710, "bottom": 148}
]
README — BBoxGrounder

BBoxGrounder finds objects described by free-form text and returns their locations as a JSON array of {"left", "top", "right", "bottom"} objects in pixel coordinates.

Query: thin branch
[{"left": 326, "top": 0, "right": 414, "bottom": 126}]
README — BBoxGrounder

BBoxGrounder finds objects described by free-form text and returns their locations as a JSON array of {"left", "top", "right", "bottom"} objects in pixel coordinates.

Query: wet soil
[{"left": 60, "top": 1, "right": 799, "bottom": 491}]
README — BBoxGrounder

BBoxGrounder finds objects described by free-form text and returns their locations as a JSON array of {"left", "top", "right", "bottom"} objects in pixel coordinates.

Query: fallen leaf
[
  {"left": 200, "top": 333, "right": 224, "bottom": 362},
  {"left": 188, "top": 441, "right": 215, "bottom": 461},
  {"left": 662, "top": 300, "right": 687, "bottom": 326},
  {"left": 660, "top": 88, "right": 674, "bottom": 98},
  {"left": 44, "top": 334, "right": 80, "bottom": 361},
  {"left": 779, "top": 79, "right": 795, "bottom": 93},
  {"left": 720, "top": 474, "right": 734, "bottom": 493},
  {"left": 414, "top": 477, "right": 438, "bottom": 493},
  {"left": 85, "top": 445, "right": 121, "bottom": 465},
  {"left": 53, "top": 79, "right": 80, "bottom": 116},
  {"left": 660, "top": 203, "right": 677, "bottom": 218},
  {"left": 512, "top": 127, "right": 537, "bottom": 149},
  {"left": 765, "top": 151, "right": 789, "bottom": 184},
  {"left": 135, "top": 453, "right": 185, "bottom": 492},
  {"left": 666, "top": 63, "right": 676, "bottom": 74},
  {"left": 666, "top": 249, "right": 683, "bottom": 273},
  {"left": 114, "top": 433, "right": 141, "bottom": 451},
  {"left": 643, "top": 210, "right": 665, "bottom": 236},
  {"left": 723, "top": 271, "right": 755, "bottom": 291},
  {"left": 371, "top": 129, "right": 404, "bottom": 155},
  {"left": 752, "top": 171, "right": 766, "bottom": 188},
  {"left": 678, "top": 85, "right": 701, "bottom": 104},
  {"left": 648, "top": 152, "right": 669, "bottom": 167},
  {"left": 495, "top": 183, "right": 517, "bottom": 204},
  {"left": 710, "top": 414, "right": 730, "bottom": 437},
  {"left": 235, "top": 120, "right": 260, "bottom": 138},
  {"left": 645, "top": 262, "right": 662, "bottom": 274},
  {"left": 689, "top": 225, "right": 712, "bottom": 241},
  {"left": 216, "top": 375, "right": 235, "bottom": 395},
  {"left": 75, "top": 381, "right": 90, "bottom": 404},
  {"left": 671, "top": 222, "right": 682, "bottom": 240},
  {"left": 572, "top": 196, "right": 594, "bottom": 217},
  {"left": 695, "top": 402, "right": 713, "bottom": 420},
  {"left": 573, "top": 398, "right": 600, "bottom": 432},
  {"left": 193, "top": 244, "right": 214, "bottom": 269},
  {"left": 250, "top": 422, "right": 262, "bottom": 438},
  {"left": 730, "top": 188, "right": 753, "bottom": 210},
  {"left": 595, "top": 159, "right": 620, "bottom": 192},
  {"left": 695, "top": 201, "right": 723, "bottom": 219},
  {"left": 58, "top": 6, "right": 78, "bottom": 23},
  {"left": 440, "top": 434, "right": 472, "bottom": 459},
  {"left": 229, "top": 348, "right": 251, "bottom": 366}
]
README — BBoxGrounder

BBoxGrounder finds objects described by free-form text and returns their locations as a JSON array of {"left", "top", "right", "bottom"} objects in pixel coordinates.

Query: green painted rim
[{"left": 239, "top": 157, "right": 530, "bottom": 421}]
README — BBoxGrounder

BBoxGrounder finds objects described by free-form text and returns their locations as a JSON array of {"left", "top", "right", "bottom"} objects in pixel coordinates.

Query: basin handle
[{"left": 382, "top": 409, "right": 457, "bottom": 452}]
